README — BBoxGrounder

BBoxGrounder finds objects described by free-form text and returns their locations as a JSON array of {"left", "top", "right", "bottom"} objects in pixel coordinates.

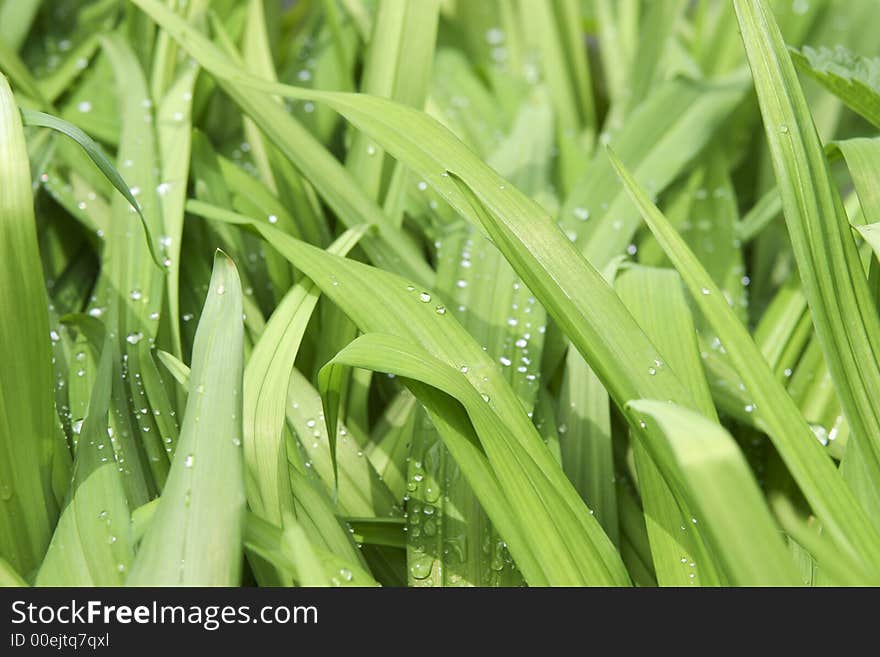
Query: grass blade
[
  {"left": 127, "top": 252, "right": 245, "bottom": 585},
  {"left": 0, "top": 72, "right": 57, "bottom": 576}
]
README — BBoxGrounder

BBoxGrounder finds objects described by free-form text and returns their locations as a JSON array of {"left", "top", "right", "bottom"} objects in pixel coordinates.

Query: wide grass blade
[
  {"left": 127, "top": 252, "right": 245, "bottom": 586},
  {"left": 0, "top": 72, "right": 57, "bottom": 576}
]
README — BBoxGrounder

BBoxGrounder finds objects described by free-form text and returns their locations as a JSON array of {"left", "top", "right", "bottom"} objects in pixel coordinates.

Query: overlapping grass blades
[
  {"left": 3, "top": 0, "right": 880, "bottom": 588},
  {"left": 734, "top": 0, "right": 880, "bottom": 542}
]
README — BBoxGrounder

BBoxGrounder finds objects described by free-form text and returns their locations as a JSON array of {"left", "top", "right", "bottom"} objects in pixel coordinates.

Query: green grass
[{"left": 2, "top": 0, "right": 880, "bottom": 587}]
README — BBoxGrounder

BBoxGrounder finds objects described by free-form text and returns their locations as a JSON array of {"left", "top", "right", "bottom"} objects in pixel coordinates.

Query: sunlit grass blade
[{"left": 0, "top": 558, "right": 28, "bottom": 587}]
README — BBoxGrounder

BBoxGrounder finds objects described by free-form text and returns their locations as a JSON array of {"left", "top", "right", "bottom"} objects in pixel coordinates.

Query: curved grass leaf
[
  {"left": 320, "top": 332, "right": 628, "bottom": 585},
  {"left": 20, "top": 108, "right": 162, "bottom": 267}
]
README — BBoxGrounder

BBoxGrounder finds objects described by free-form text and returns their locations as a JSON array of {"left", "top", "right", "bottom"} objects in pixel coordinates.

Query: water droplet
[
  {"left": 792, "top": 0, "right": 810, "bottom": 16},
  {"left": 810, "top": 423, "right": 829, "bottom": 446},
  {"left": 129, "top": 289, "right": 143, "bottom": 301},
  {"left": 435, "top": 305, "right": 446, "bottom": 315},
  {"left": 409, "top": 555, "right": 434, "bottom": 580},
  {"left": 744, "top": 404, "right": 755, "bottom": 414},
  {"left": 779, "top": 124, "right": 789, "bottom": 134},
  {"left": 648, "top": 367, "right": 657, "bottom": 376},
  {"left": 339, "top": 567, "right": 353, "bottom": 582},
  {"left": 125, "top": 332, "right": 144, "bottom": 345},
  {"left": 419, "top": 292, "right": 431, "bottom": 303},
  {"left": 481, "top": 393, "right": 490, "bottom": 403},
  {"left": 216, "top": 284, "right": 226, "bottom": 295},
  {"left": 459, "top": 365, "right": 469, "bottom": 374},
  {"left": 77, "top": 101, "right": 92, "bottom": 113},
  {"left": 183, "top": 454, "right": 195, "bottom": 468},
  {"left": 700, "top": 288, "right": 711, "bottom": 295},
  {"left": 417, "top": 181, "right": 428, "bottom": 191},
  {"left": 499, "top": 356, "right": 511, "bottom": 367},
  {"left": 485, "top": 27, "right": 505, "bottom": 45},
  {"left": 573, "top": 207, "right": 590, "bottom": 221}
]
